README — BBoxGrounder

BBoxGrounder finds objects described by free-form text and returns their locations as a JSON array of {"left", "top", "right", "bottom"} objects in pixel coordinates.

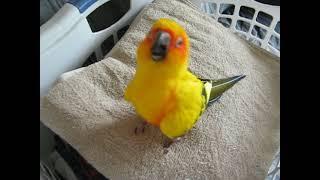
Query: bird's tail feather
[{"left": 199, "top": 75, "right": 246, "bottom": 107}]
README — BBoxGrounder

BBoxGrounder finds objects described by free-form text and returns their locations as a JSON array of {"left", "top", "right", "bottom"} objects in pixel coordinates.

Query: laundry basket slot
[{"left": 199, "top": 0, "right": 280, "bottom": 57}]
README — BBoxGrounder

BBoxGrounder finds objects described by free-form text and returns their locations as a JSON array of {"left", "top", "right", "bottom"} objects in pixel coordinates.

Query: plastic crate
[{"left": 193, "top": 0, "right": 280, "bottom": 57}]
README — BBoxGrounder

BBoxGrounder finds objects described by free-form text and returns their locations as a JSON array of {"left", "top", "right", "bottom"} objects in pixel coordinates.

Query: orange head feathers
[{"left": 136, "top": 18, "right": 190, "bottom": 77}]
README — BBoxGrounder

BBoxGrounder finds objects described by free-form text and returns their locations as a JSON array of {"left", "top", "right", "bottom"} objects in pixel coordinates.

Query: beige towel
[{"left": 41, "top": 0, "right": 280, "bottom": 179}]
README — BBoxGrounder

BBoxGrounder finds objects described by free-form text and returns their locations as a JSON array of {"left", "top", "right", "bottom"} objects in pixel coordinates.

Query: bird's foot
[
  {"left": 163, "top": 137, "right": 181, "bottom": 154},
  {"left": 134, "top": 121, "right": 147, "bottom": 135},
  {"left": 163, "top": 139, "right": 174, "bottom": 149}
]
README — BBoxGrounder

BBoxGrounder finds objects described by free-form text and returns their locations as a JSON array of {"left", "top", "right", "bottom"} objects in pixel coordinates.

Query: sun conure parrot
[{"left": 124, "top": 18, "right": 245, "bottom": 148}]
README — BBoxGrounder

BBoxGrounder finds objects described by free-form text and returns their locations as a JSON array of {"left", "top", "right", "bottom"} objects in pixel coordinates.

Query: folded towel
[{"left": 41, "top": 0, "right": 280, "bottom": 179}]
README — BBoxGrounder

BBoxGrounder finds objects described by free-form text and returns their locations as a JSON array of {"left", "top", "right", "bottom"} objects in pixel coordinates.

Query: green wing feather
[{"left": 198, "top": 75, "right": 246, "bottom": 115}]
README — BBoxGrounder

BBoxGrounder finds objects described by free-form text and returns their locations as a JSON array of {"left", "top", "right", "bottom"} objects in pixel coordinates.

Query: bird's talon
[
  {"left": 163, "top": 149, "right": 169, "bottom": 154},
  {"left": 134, "top": 122, "right": 148, "bottom": 135},
  {"left": 163, "top": 139, "right": 173, "bottom": 148}
]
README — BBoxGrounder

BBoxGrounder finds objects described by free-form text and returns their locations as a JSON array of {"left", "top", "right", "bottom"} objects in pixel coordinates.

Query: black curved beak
[{"left": 151, "top": 31, "right": 171, "bottom": 61}]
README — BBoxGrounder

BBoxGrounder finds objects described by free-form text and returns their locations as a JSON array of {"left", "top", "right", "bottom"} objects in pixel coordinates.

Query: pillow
[{"left": 41, "top": 0, "right": 280, "bottom": 179}]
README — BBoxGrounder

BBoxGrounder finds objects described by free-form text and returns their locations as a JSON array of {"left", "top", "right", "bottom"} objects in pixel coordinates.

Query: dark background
[{"left": 255, "top": 0, "right": 280, "bottom": 6}]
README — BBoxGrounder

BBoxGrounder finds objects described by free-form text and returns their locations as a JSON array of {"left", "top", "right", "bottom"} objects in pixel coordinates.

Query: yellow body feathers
[{"left": 125, "top": 18, "right": 206, "bottom": 138}]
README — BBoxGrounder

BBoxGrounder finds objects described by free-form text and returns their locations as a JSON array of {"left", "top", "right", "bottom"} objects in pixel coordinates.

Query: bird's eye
[{"left": 176, "top": 37, "right": 183, "bottom": 47}]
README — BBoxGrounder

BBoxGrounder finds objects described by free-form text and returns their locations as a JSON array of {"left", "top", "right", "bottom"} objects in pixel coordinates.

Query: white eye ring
[{"left": 176, "top": 37, "right": 183, "bottom": 47}]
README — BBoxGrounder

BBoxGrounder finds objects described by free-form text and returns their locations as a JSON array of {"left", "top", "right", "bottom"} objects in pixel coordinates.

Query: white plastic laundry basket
[
  {"left": 40, "top": 0, "right": 153, "bottom": 97},
  {"left": 40, "top": 0, "right": 153, "bottom": 161},
  {"left": 192, "top": 1, "right": 280, "bottom": 179},
  {"left": 193, "top": 0, "right": 280, "bottom": 58},
  {"left": 40, "top": 0, "right": 280, "bottom": 179}
]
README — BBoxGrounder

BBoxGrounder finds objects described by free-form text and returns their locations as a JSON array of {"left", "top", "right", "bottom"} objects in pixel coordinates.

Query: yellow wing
[{"left": 159, "top": 72, "right": 205, "bottom": 138}]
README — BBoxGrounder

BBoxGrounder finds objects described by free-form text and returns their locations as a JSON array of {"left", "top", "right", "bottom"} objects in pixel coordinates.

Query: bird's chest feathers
[{"left": 130, "top": 76, "right": 177, "bottom": 124}]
